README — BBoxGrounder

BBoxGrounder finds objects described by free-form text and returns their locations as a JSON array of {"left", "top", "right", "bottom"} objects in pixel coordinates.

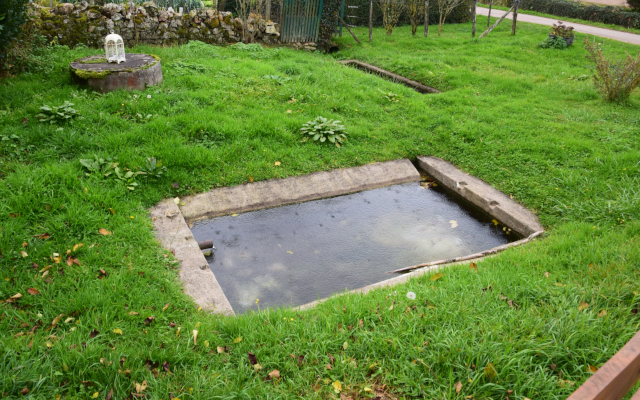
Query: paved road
[
  {"left": 476, "top": 6, "right": 640, "bottom": 45},
  {"left": 583, "top": 0, "right": 627, "bottom": 6}
]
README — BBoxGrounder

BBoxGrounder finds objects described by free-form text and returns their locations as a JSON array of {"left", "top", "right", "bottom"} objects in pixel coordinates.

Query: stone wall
[{"left": 31, "top": 1, "right": 280, "bottom": 48}]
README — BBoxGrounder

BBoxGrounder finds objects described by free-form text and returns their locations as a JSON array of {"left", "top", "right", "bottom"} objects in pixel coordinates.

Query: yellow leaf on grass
[
  {"left": 20, "top": 251, "right": 28, "bottom": 258},
  {"left": 332, "top": 380, "right": 342, "bottom": 393},
  {"left": 233, "top": 337, "right": 242, "bottom": 344},
  {"left": 430, "top": 273, "right": 444, "bottom": 282},
  {"left": 92, "top": 392, "right": 99, "bottom": 398},
  {"left": 274, "top": 161, "right": 281, "bottom": 166},
  {"left": 113, "top": 328, "right": 123, "bottom": 335},
  {"left": 204, "top": 340, "right": 210, "bottom": 348},
  {"left": 484, "top": 363, "right": 497, "bottom": 380},
  {"left": 99, "top": 228, "right": 111, "bottom": 236},
  {"left": 587, "top": 365, "right": 598, "bottom": 373},
  {"left": 162, "top": 303, "right": 170, "bottom": 311},
  {"left": 192, "top": 330, "right": 198, "bottom": 345},
  {"left": 343, "top": 341, "right": 348, "bottom": 350}
]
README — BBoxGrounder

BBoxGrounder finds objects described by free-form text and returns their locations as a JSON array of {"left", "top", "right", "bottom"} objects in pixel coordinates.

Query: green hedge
[
  {"left": 481, "top": 0, "right": 640, "bottom": 29},
  {"left": 339, "top": 0, "right": 473, "bottom": 27}
]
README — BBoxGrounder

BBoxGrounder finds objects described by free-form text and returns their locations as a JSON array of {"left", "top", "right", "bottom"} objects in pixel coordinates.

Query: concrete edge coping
[
  {"left": 415, "top": 156, "right": 544, "bottom": 237},
  {"left": 179, "top": 159, "right": 421, "bottom": 222},
  {"left": 149, "top": 199, "right": 234, "bottom": 315},
  {"left": 338, "top": 60, "right": 440, "bottom": 94},
  {"left": 149, "top": 156, "right": 544, "bottom": 315}
]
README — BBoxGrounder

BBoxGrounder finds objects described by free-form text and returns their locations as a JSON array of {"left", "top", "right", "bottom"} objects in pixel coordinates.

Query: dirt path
[{"left": 476, "top": 6, "right": 640, "bottom": 45}]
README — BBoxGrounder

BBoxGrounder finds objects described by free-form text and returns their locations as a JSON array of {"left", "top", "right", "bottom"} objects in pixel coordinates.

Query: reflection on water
[{"left": 191, "top": 182, "right": 514, "bottom": 313}]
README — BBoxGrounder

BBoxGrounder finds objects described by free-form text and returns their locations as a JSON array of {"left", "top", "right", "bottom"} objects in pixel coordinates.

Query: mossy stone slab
[{"left": 70, "top": 54, "right": 162, "bottom": 92}]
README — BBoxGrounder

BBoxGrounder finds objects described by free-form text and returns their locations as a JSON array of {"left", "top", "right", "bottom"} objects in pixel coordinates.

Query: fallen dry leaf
[
  {"left": 99, "top": 228, "right": 111, "bottom": 236},
  {"left": 34, "top": 233, "right": 51, "bottom": 240},
  {"left": 455, "top": 381, "right": 462, "bottom": 394},
  {"left": 248, "top": 351, "right": 258, "bottom": 365},
  {"left": 332, "top": 380, "right": 342, "bottom": 393},
  {"left": 192, "top": 329, "right": 198, "bottom": 345},
  {"left": 598, "top": 309, "right": 607, "bottom": 317},
  {"left": 469, "top": 262, "right": 477, "bottom": 271},
  {"left": 268, "top": 369, "right": 280, "bottom": 379},
  {"left": 544, "top": 272, "right": 550, "bottom": 278},
  {"left": 133, "top": 381, "right": 148, "bottom": 394},
  {"left": 27, "top": 288, "right": 39, "bottom": 295},
  {"left": 216, "top": 346, "right": 225, "bottom": 354},
  {"left": 50, "top": 314, "right": 64, "bottom": 328},
  {"left": 113, "top": 328, "right": 123, "bottom": 335},
  {"left": 274, "top": 161, "right": 281, "bottom": 166},
  {"left": 578, "top": 302, "right": 589, "bottom": 311},
  {"left": 430, "top": 272, "right": 444, "bottom": 282},
  {"left": 587, "top": 365, "right": 598, "bottom": 373},
  {"left": 449, "top": 220, "right": 458, "bottom": 228},
  {"left": 90, "top": 329, "right": 99, "bottom": 338},
  {"left": 21, "top": 388, "right": 29, "bottom": 395},
  {"left": 20, "top": 251, "right": 28, "bottom": 258},
  {"left": 325, "top": 363, "right": 332, "bottom": 370},
  {"left": 162, "top": 303, "right": 170, "bottom": 311},
  {"left": 143, "top": 316, "right": 155, "bottom": 325},
  {"left": 233, "top": 337, "right": 242, "bottom": 344}
]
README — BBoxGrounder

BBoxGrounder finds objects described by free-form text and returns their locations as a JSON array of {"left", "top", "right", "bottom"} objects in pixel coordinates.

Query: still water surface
[{"left": 191, "top": 182, "right": 513, "bottom": 313}]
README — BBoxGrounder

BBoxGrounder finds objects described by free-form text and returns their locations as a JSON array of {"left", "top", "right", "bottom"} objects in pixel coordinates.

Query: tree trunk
[
  {"left": 511, "top": 0, "right": 519, "bottom": 35},
  {"left": 424, "top": 0, "right": 429, "bottom": 37},
  {"left": 486, "top": 0, "right": 493, "bottom": 29},
  {"left": 438, "top": 12, "right": 443, "bottom": 36},
  {"left": 369, "top": 0, "right": 373, "bottom": 42},
  {"left": 411, "top": 16, "right": 417, "bottom": 35},
  {"left": 218, "top": 0, "right": 226, "bottom": 11},
  {"left": 471, "top": 0, "right": 477, "bottom": 37}
]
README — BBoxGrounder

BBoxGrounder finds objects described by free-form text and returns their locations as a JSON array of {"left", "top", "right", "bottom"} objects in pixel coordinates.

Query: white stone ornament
[{"left": 104, "top": 31, "right": 126, "bottom": 64}]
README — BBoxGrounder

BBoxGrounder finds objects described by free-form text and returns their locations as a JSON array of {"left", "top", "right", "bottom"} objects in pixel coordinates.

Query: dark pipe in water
[{"left": 198, "top": 239, "right": 214, "bottom": 250}]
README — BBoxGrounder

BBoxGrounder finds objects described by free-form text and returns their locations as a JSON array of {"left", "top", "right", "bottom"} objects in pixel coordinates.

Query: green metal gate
[{"left": 281, "top": 0, "right": 324, "bottom": 43}]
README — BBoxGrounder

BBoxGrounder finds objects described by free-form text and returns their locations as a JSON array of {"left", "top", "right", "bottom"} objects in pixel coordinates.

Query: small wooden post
[
  {"left": 471, "top": 0, "right": 477, "bottom": 37},
  {"left": 479, "top": 3, "right": 515, "bottom": 38},
  {"left": 369, "top": 0, "right": 373, "bottom": 42},
  {"left": 338, "top": 15, "right": 362, "bottom": 44},
  {"left": 266, "top": 0, "right": 271, "bottom": 21},
  {"left": 423, "top": 0, "right": 429, "bottom": 37},
  {"left": 511, "top": 0, "right": 519, "bottom": 35},
  {"left": 339, "top": 0, "right": 345, "bottom": 37},
  {"left": 486, "top": 0, "right": 493, "bottom": 29}
]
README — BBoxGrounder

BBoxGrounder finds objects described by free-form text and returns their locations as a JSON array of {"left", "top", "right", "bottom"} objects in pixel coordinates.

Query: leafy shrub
[
  {"left": 629, "top": 0, "right": 640, "bottom": 11},
  {"left": 300, "top": 117, "right": 348, "bottom": 147},
  {"left": 538, "top": 36, "right": 568, "bottom": 50},
  {"left": 0, "top": 0, "right": 28, "bottom": 55},
  {"left": 37, "top": 102, "right": 82, "bottom": 124},
  {"left": 584, "top": 37, "right": 640, "bottom": 102}
]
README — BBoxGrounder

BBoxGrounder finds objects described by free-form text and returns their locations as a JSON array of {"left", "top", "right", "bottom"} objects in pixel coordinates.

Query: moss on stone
[
  {"left": 79, "top": 57, "right": 108, "bottom": 64},
  {"left": 72, "top": 68, "right": 110, "bottom": 79}
]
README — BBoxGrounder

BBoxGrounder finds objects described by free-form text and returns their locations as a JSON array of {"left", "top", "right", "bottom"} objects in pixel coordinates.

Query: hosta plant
[{"left": 300, "top": 117, "right": 348, "bottom": 147}]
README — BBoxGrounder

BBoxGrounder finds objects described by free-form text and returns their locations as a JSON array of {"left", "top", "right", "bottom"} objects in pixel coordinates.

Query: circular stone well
[{"left": 70, "top": 54, "right": 162, "bottom": 93}]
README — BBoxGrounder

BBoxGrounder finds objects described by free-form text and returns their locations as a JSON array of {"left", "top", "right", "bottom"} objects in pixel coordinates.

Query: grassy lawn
[
  {"left": 478, "top": 3, "right": 640, "bottom": 35},
  {"left": 1, "top": 19, "right": 640, "bottom": 399}
]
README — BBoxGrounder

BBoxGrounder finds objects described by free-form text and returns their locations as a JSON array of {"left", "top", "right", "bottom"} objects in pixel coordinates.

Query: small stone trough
[
  {"left": 150, "top": 157, "right": 543, "bottom": 315},
  {"left": 70, "top": 54, "right": 163, "bottom": 93},
  {"left": 339, "top": 60, "right": 440, "bottom": 94}
]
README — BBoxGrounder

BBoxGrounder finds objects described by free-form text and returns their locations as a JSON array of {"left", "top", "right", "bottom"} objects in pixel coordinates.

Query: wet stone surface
[{"left": 191, "top": 182, "right": 515, "bottom": 313}]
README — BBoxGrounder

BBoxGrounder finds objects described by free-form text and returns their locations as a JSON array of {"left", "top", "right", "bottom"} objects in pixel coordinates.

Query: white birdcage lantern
[{"left": 104, "top": 31, "right": 126, "bottom": 64}]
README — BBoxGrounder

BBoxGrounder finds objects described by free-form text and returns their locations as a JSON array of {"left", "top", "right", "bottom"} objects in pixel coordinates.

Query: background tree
[
  {"left": 378, "top": 0, "right": 405, "bottom": 35},
  {"left": 407, "top": 0, "right": 425, "bottom": 35},
  {"left": 0, "top": 0, "right": 28, "bottom": 67},
  {"left": 435, "top": 0, "right": 464, "bottom": 36}
]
